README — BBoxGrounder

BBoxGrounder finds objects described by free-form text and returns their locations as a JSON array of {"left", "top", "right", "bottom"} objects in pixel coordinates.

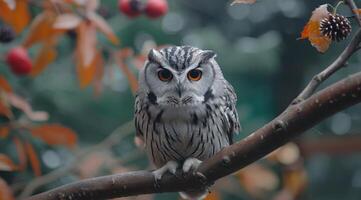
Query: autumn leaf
[
  {"left": 0, "top": 127, "right": 10, "bottom": 138},
  {"left": 354, "top": 9, "right": 361, "bottom": 15},
  {"left": 31, "top": 40, "right": 58, "bottom": 76},
  {"left": 0, "top": 154, "right": 18, "bottom": 171},
  {"left": 0, "top": 100, "right": 12, "bottom": 119},
  {"left": 7, "top": 93, "right": 49, "bottom": 121},
  {"left": 77, "top": 22, "right": 97, "bottom": 66},
  {"left": 13, "top": 137, "right": 27, "bottom": 170},
  {"left": 0, "top": 177, "right": 15, "bottom": 200},
  {"left": 0, "top": 76, "right": 13, "bottom": 93},
  {"left": 3, "top": 0, "right": 15, "bottom": 10},
  {"left": 300, "top": 4, "right": 331, "bottom": 53},
  {"left": 93, "top": 52, "right": 105, "bottom": 96},
  {"left": 238, "top": 164, "right": 279, "bottom": 198},
  {"left": 23, "top": 11, "right": 64, "bottom": 48},
  {"left": 53, "top": 13, "right": 82, "bottom": 30},
  {"left": 0, "top": 0, "right": 30, "bottom": 33},
  {"left": 204, "top": 191, "right": 220, "bottom": 200},
  {"left": 231, "top": 0, "right": 256, "bottom": 5},
  {"left": 76, "top": 22, "right": 98, "bottom": 88},
  {"left": 283, "top": 167, "right": 308, "bottom": 196},
  {"left": 24, "top": 141, "right": 41, "bottom": 176},
  {"left": 30, "top": 124, "right": 77, "bottom": 148},
  {"left": 88, "top": 12, "right": 120, "bottom": 45},
  {"left": 268, "top": 143, "right": 300, "bottom": 165}
]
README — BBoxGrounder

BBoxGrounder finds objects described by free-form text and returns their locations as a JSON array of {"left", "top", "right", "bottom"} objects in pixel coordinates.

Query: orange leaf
[
  {"left": 24, "top": 141, "right": 41, "bottom": 176},
  {"left": 30, "top": 124, "right": 77, "bottom": 148},
  {"left": 0, "top": 76, "right": 13, "bottom": 93},
  {"left": 238, "top": 164, "right": 279, "bottom": 198},
  {"left": 77, "top": 21, "right": 97, "bottom": 66},
  {"left": 53, "top": 13, "right": 82, "bottom": 30},
  {"left": 283, "top": 168, "right": 308, "bottom": 196},
  {"left": 300, "top": 4, "right": 331, "bottom": 53},
  {"left": 7, "top": 93, "right": 49, "bottom": 121},
  {"left": 353, "top": 9, "right": 361, "bottom": 16},
  {"left": 76, "top": 52, "right": 98, "bottom": 88},
  {"left": 0, "top": 0, "right": 30, "bottom": 33},
  {"left": 204, "top": 191, "right": 220, "bottom": 200},
  {"left": 0, "top": 154, "right": 18, "bottom": 171},
  {"left": 93, "top": 52, "right": 105, "bottom": 96},
  {"left": 0, "top": 127, "right": 10, "bottom": 138},
  {"left": 115, "top": 49, "right": 139, "bottom": 95},
  {"left": 3, "top": 0, "right": 15, "bottom": 10},
  {"left": 13, "top": 137, "right": 27, "bottom": 171},
  {"left": 31, "top": 40, "right": 58, "bottom": 77},
  {"left": 88, "top": 12, "right": 120, "bottom": 45},
  {"left": 0, "top": 177, "right": 15, "bottom": 200},
  {"left": 0, "top": 101, "right": 12, "bottom": 119},
  {"left": 76, "top": 22, "right": 98, "bottom": 88},
  {"left": 23, "top": 11, "right": 64, "bottom": 48}
]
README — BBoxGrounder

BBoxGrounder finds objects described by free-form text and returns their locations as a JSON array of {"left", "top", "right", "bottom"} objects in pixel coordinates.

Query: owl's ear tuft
[
  {"left": 200, "top": 50, "right": 217, "bottom": 63},
  {"left": 148, "top": 49, "right": 163, "bottom": 64}
]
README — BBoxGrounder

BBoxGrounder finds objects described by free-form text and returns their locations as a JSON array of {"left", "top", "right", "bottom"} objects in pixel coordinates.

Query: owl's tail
[{"left": 179, "top": 190, "right": 208, "bottom": 200}]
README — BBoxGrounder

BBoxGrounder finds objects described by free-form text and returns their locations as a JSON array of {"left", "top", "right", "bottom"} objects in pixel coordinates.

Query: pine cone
[{"left": 320, "top": 13, "right": 352, "bottom": 42}]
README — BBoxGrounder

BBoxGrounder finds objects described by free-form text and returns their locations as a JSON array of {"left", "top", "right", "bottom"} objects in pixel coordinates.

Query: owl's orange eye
[
  {"left": 158, "top": 68, "right": 173, "bottom": 82},
  {"left": 187, "top": 69, "right": 202, "bottom": 81}
]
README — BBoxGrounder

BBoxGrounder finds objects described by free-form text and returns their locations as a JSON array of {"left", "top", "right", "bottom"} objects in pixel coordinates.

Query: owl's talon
[
  {"left": 153, "top": 161, "right": 178, "bottom": 182},
  {"left": 183, "top": 158, "right": 202, "bottom": 174}
]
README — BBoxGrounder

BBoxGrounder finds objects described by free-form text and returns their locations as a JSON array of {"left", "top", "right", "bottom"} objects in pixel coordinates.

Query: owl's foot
[
  {"left": 182, "top": 158, "right": 202, "bottom": 174},
  {"left": 153, "top": 161, "right": 178, "bottom": 182}
]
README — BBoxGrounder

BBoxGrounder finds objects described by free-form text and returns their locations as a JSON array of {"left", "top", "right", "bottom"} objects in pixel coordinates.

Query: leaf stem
[{"left": 333, "top": 1, "right": 344, "bottom": 15}]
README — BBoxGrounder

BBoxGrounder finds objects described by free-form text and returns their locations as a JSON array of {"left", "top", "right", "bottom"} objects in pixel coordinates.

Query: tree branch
[{"left": 28, "top": 71, "right": 361, "bottom": 200}]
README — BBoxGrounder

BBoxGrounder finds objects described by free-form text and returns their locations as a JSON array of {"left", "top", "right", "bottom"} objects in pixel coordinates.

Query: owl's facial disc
[{"left": 144, "top": 47, "right": 217, "bottom": 109}]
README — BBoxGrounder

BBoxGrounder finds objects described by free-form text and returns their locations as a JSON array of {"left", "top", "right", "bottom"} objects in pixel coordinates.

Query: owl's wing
[
  {"left": 134, "top": 93, "right": 145, "bottom": 147},
  {"left": 223, "top": 81, "right": 241, "bottom": 144}
]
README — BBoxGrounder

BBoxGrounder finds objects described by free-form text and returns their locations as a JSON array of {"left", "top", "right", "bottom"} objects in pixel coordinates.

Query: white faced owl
[{"left": 134, "top": 46, "right": 240, "bottom": 199}]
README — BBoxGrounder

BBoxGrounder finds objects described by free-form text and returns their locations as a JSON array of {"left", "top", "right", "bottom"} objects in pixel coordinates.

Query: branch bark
[{"left": 29, "top": 71, "right": 361, "bottom": 200}]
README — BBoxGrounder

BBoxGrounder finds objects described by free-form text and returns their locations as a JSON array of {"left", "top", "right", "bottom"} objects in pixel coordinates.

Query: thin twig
[{"left": 18, "top": 120, "right": 134, "bottom": 199}]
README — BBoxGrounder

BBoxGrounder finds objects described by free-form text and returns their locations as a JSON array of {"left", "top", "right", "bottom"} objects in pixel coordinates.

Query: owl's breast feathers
[{"left": 134, "top": 81, "right": 240, "bottom": 167}]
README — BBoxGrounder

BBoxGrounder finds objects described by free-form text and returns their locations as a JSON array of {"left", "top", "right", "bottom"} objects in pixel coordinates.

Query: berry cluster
[
  {"left": 119, "top": 0, "right": 168, "bottom": 18},
  {"left": 320, "top": 13, "right": 352, "bottom": 42}
]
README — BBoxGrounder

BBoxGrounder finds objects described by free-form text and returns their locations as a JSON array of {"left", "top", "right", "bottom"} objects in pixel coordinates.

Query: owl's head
[{"left": 138, "top": 46, "right": 226, "bottom": 109}]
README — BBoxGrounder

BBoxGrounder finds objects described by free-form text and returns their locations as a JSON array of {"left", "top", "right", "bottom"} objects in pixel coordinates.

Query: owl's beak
[{"left": 176, "top": 83, "right": 182, "bottom": 98}]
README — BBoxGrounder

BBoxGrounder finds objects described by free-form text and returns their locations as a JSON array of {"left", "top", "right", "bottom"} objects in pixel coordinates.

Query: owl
[{"left": 134, "top": 46, "right": 240, "bottom": 199}]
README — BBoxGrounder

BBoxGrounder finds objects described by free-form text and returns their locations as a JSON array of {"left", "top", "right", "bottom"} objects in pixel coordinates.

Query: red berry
[
  {"left": 119, "top": 0, "right": 142, "bottom": 18},
  {"left": 145, "top": 0, "right": 168, "bottom": 18},
  {"left": 6, "top": 47, "right": 32, "bottom": 75}
]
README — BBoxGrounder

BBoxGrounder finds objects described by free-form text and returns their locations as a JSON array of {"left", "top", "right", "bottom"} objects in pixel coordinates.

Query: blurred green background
[{"left": 1, "top": 0, "right": 361, "bottom": 199}]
